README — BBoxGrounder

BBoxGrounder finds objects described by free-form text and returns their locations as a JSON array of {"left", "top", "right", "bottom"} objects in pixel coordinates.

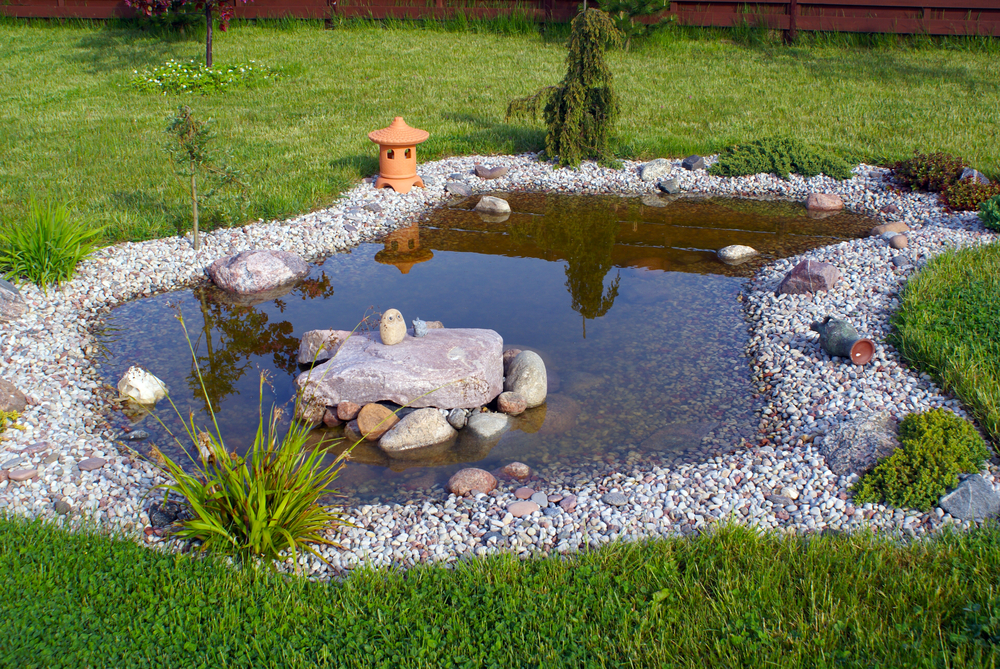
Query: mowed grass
[
  {"left": 1, "top": 18, "right": 999, "bottom": 243},
  {"left": 1, "top": 515, "right": 999, "bottom": 667},
  {"left": 892, "top": 242, "right": 1000, "bottom": 445}
]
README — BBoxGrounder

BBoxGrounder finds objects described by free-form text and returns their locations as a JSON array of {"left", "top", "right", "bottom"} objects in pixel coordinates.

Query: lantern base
[{"left": 375, "top": 175, "right": 424, "bottom": 194}]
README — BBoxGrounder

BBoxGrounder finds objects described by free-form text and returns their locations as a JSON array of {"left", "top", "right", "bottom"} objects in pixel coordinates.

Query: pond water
[{"left": 94, "top": 193, "right": 875, "bottom": 502}]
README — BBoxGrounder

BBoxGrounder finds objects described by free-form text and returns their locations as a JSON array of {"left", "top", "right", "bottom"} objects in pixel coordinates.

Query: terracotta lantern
[{"left": 368, "top": 117, "right": 429, "bottom": 194}]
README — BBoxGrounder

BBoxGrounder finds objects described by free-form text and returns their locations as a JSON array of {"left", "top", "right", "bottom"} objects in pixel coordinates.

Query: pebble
[
  {"left": 603, "top": 492, "right": 628, "bottom": 507},
  {"left": 514, "top": 487, "right": 535, "bottom": 500},
  {"left": 1, "top": 152, "right": 996, "bottom": 580}
]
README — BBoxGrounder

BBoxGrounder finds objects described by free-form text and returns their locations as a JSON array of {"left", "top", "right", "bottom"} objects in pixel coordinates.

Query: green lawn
[
  {"left": 1, "top": 516, "right": 998, "bottom": 667},
  {"left": 1, "top": 18, "right": 998, "bottom": 243}
]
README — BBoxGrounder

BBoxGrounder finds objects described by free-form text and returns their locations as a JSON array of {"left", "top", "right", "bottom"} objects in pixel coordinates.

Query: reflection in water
[{"left": 95, "top": 194, "right": 876, "bottom": 503}]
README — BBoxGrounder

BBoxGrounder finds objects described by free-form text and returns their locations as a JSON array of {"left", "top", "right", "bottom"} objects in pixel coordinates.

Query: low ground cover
[
  {"left": 1, "top": 516, "right": 998, "bottom": 667},
  {"left": 0, "top": 18, "right": 998, "bottom": 243}
]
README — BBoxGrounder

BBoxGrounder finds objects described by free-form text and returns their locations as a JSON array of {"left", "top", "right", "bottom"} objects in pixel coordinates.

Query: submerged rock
[
  {"left": 447, "top": 468, "right": 497, "bottom": 495},
  {"left": 117, "top": 366, "right": 167, "bottom": 405},
  {"left": 717, "top": 245, "right": 758, "bottom": 264},
  {"left": 504, "top": 351, "right": 547, "bottom": 408}
]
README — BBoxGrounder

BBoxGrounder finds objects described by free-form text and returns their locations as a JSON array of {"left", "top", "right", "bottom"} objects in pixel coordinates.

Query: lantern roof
[{"left": 368, "top": 117, "right": 429, "bottom": 146}]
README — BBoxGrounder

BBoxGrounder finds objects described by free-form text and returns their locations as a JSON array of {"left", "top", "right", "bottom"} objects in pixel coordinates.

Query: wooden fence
[{"left": 2, "top": 0, "right": 998, "bottom": 36}]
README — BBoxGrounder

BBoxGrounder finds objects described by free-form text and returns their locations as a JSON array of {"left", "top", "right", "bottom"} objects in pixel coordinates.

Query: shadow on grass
[
  {"left": 69, "top": 24, "right": 204, "bottom": 75},
  {"left": 432, "top": 112, "right": 545, "bottom": 157}
]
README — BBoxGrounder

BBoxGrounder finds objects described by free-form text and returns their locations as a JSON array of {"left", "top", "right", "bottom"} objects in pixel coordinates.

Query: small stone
[
  {"left": 543, "top": 506, "right": 561, "bottom": 517},
  {"left": 445, "top": 181, "right": 472, "bottom": 197},
  {"left": 447, "top": 468, "right": 498, "bottom": 496},
  {"left": 54, "top": 499, "right": 73, "bottom": 515},
  {"left": 0, "top": 379, "right": 27, "bottom": 413},
  {"left": 503, "top": 462, "right": 531, "bottom": 480},
  {"left": 658, "top": 178, "right": 681, "bottom": 195},
  {"left": 640, "top": 158, "right": 672, "bottom": 182},
  {"left": 805, "top": 193, "right": 844, "bottom": 211},
  {"left": 529, "top": 492, "right": 549, "bottom": 507},
  {"left": 1, "top": 457, "right": 22, "bottom": 470},
  {"left": 889, "top": 234, "right": 908, "bottom": 250},
  {"left": 365, "top": 202, "right": 383, "bottom": 214},
  {"left": 412, "top": 318, "right": 428, "bottom": 338},
  {"left": 8, "top": 469, "right": 37, "bottom": 482},
  {"left": 717, "top": 245, "right": 758, "bottom": 264},
  {"left": 780, "top": 486, "right": 799, "bottom": 500},
  {"left": 447, "top": 408, "right": 467, "bottom": 430},
  {"left": 502, "top": 349, "right": 522, "bottom": 371},
  {"left": 515, "top": 486, "right": 535, "bottom": 500},
  {"left": 122, "top": 430, "right": 150, "bottom": 441},
  {"left": 558, "top": 495, "right": 578, "bottom": 511},
  {"left": 322, "top": 408, "right": 342, "bottom": 428},
  {"left": 508, "top": 500, "right": 540, "bottom": 517},
  {"left": 337, "top": 401, "right": 361, "bottom": 421},
  {"left": 497, "top": 391, "right": 527, "bottom": 416},
  {"left": 960, "top": 167, "right": 990, "bottom": 185},
  {"left": 870, "top": 221, "right": 909, "bottom": 237},
  {"left": 602, "top": 492, "right": 628, "bottom": 506},
  {"left": 465, "top": 412, "right": 510, "bottom": 442},
  {"left": 891, "top": 255, "right": 912, "bottom": 268},
  {"left": 939, "top": 474, "right": 1000, "bottom": 521},
  {"left": 473, "top": 196, "right": 511, "bottom": 216},
  {"left": 681, "top": 155, "right": 705, "bottom": 171},
  {"left": 117, "top": 366, "right": 167, "bottom": 405},
  {"left": 379, "top": 308, "right": 406, "bottom": 346},
  {"left": 474, "top": 164, "right": 509, "bottom": 180},
  {"left": 547, "top": 494, "right": 563, "bottom": 503},
  {"left": 482, "top": 531, "right": 503, "bottom": 544},
  {"left": 880, "top": 204, "right": 899, "bottom": 215},
  {"left": 357, "top": 403, "right": 400, "bottom": 441},
  {"left": 378, "top": 408, "right": 456, "bottom": 455},
  {"left": 43, "top": 454, "right": 59, "bottom": 465},
  {"left": 78, "top": 458, "right": 107, "bottom": 472}
]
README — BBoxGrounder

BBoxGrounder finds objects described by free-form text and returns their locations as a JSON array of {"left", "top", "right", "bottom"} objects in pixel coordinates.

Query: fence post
[{"left": 786, "top": 0, "right": 798, "bottom": 42}]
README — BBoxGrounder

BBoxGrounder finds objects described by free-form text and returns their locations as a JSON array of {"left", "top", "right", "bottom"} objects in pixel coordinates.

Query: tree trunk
[
  {"left": 205, "top": 2, "right": 213, "bottom": 67},
  {"left": 191, "top": 167, "right": 200, "bottom": 250}
]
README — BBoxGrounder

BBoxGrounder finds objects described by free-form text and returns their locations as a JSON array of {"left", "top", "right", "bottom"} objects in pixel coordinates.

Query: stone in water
[
  {"left": 117, "top": 366, "right": 167, "bottom": 405},
  {"left": 717, "top": 245, "right": 758, "bottom": 265},
  {"left": 380, "top": 308, "right": 406, "bottom": 346}
]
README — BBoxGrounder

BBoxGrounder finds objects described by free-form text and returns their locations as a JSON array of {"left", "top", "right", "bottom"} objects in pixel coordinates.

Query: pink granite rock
[
  {"left": 508, "top": 500, "right": 540, "bottom": 517},
  {"left": 336, "top": 401, "right": 361, "bottom": 421},
  {"left": 296, "top": 328, "right": 503, "bottom": 410},
  {"left": 514, "top": 486, "right": 535, "bottom": 500},
  {"left": 78, "top": 457, "right": 106, "bottom": 472},
  {"left": 447, "top": 468, "right": 497, "bottom": 495},
  {"left": 775, "top": 259, "right": 841, "bottom": 295},
  {"left": 298, "top": 329, "right": 354, "bottom": 365},
  {"left": 9, "top": 469, "right": 37, "bottom": 482},
  {"left": 207, "top": 249, "right": 309, "bottom": 296},
  {"left": 502, "top": 462, "right": 531, "bottom": 481},
  {"left": 805, "top": 193, "right": 844, "bottom": 211},
  {"left": 497, "top": 391, "right": 527, "bottom": 416}
]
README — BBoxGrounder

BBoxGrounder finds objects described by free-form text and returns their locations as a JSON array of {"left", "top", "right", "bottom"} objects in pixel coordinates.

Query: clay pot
[{"left": 810, "top": 316, "right": 875, "bottom": 365}]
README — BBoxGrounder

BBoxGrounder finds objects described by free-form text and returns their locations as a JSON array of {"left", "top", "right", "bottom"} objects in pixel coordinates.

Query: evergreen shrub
[
  {"left": 853, "top": 409, "right": 991, "bottom": 512},
  {"left": 979, "top": 194, "right": 1000, "bottom": 231},
  {"left": 707, "top": 138, "right": 854, "bottom": 180}
]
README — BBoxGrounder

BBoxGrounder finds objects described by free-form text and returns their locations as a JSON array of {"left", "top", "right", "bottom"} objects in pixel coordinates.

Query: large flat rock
[{"left": 296, "top": 328, "right": 503, "bottom": 410}]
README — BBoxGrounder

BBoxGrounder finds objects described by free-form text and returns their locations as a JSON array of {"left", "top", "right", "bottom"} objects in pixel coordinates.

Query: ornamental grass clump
[
  {"left": 507, "top": 9, "right": 622, "bottom": 167},
  {"left": 853, "top": 409, "right": 991, "bottom": 512},
  {"left": 707, "top": 137, "right": 854, "bottom": 180},
  {"left": 150, "top": 314, "right": 351, "bottom": 572},
  {"left": 0, "top": 200, "right": 103, "bottom": 289}
]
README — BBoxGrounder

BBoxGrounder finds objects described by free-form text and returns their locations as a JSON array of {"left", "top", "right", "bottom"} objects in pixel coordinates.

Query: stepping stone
[
  {"left": 514, "top": 486, "right": 535, "bottom": 500},
  {"left": 9, "top": 469, "right": 37, "bottom": 482},
  {"left": 602, "top": 492, "right": 628, "bottom": 506},
  {"left": 508, "top": 501, "right": 540, "bottom": 517},
  {"left": 78, "top": 458, "right": 107, "bottom": 472}
]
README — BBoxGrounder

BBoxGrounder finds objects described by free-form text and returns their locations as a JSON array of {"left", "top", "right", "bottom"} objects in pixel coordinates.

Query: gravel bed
[{"left": 0, "top": 152, "right": 997, "bottom": 577}]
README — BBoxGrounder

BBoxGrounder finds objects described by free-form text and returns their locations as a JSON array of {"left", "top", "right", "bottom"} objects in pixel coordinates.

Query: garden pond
[{"left": 94, "top": 193, "right": 876, "bottom": 502}]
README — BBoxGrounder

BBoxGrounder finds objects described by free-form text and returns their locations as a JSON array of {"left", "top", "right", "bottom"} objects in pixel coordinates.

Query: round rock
[
  {"left": 602, "top": 492, "right": 628, "bottom": 506},
  {"left": 465, "top": 411, "right": 510, "bottom": 441},
  {"left": 889, "top": 234, "right": 908, "bottom": 249},
  {"left": 507, "top": 500, "right": 540, "bottom": 517},
  {"left": 497, "top": 391, "right": 527, "bottom": 416},
  {"left": 378, "top": 408, "right": 456, "bottom": 456},
  {"left": 503, "top": 351, "right": 547, "bottom": 408},
  {"left": 473, "top": 196, "right": 511, "bottom": 216},
  {"left": 357, "top": 403, "right": 399, "bottom": 441},
  {"left": 337, "top": 401, "right": 361, "bottom": 421},
  {"left": 447, "top": 468, "right": 497, "bottom": 496},
  {"left": 206, "top": 249, "right": 309, "bottom": 295},
  {"left": 502, "top": 462, "right": 531, "bottom": 480},
  {"left": 379, "top": 308, "right": 406, "bottom": 346},
  {"left": 717, "top": 245, "right": 758, "bottom": 265},
  {"left": 529, "top": 492, "right": 549, "bottom": 507},
  {"left": 514, "top": 486, "right": 535, "bottom": 500}
]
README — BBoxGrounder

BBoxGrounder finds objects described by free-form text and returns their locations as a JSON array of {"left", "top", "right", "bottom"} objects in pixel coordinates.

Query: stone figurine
[
  {"left": 412, "top": 318, "right": 428, "bottom": 338},
  {"left": 380, "top": 308, "right": 406, "bottom": 346},
  {"left": 810, "top": 316, "right": 875, "bottom": 365}
]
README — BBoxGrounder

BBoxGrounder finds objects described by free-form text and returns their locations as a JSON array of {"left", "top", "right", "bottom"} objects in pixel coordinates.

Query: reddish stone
[
  {"left": 502, "top": 462, "right": 531, "bottom": 480},
  {"left": 497, "top": 391, "right": 527, "bottom": 416},
  {"left": 805, "top": 193, "right": 844, "bottom": 211},
  {"left": 9, "top": 468, "right": 37, "bottom": 482},
  {"left": 336, "top": 401, "right": 361, "bottom": 421},
  {"left": 889, "top": 234, "right": 908, "bottom": 249},
  {"left": 507, "top": 500, "right": 539, "bottom": 517},
  {"left": 775, "top": 260, "right": 841, "bottom": 296},
  {"left": 447, "top": 468, "right": 497, "bottom": 496},
  {"left": 502, "top": 349, "right": 522, "bottom": 371},
  {"left": 514, "top": 486, "right": 535, "bottom": 500},
  {"left": 322, "top": 408, "right": 342, "bottom": 428},
  {"left": 357, "top": 403, "right": 399, "bottom": 441},
  {"left": 558, "top": 495, "right": 578, "bottom": 511},
  {"left": 78, "top": 458, "right": 106, "bottom": 472}
]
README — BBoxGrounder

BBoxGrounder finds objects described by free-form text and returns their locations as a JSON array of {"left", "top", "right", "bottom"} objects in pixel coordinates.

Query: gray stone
[
  {"left": 658, "top": 178, "right": 681, "bottom": 195},
  {"left": 412, "top": 318, "right": 428, "bottom": 338},
  {"left": 504, "top": 351, "right": 547, "bottom": 408},
  {"left": 296, "top": 328, "right": 503, "bottom": 410},
  {"left": 445, "top": 181, "right": 472, "bottom": 197},
  {"left": 297, "top": 329, "right": 353, "bottom": 365},
  {"left": 149, "top": 500, "right": 181, "bottom": 527},
  {"left": 447, "top": 468, "right": 497, "bottom": 496},
  {"left": 775, "top": 259, "right": 841, "bottom": 295},
  {"left": 960, "top": 167, "right": 990, "bottom": 185},
  {"left": 717, "top": 245, "right": 758, "bottom": 264},
  {"left": 939, "top": 475, "right": 1000, "bottom": 521},
  {"left": 767, "top": 495, "right": 794, "bottom": 507},
  {"left": 482, "top": 531, "right": 503, "bottom": 544},
  {"left": 54, "top": 499, "right": 73, "bottom": 515},
  {"left": 474, "top": 164, "right": 509, "bottom": 180},
  {"left": 819, "top": 411, "right": 898, "bottom": 476},
  {"left": 465, "top": 412, "right": 510, "bottom": 441},
  {"left": 603, "top": 492, "right": 628, "bottom": 506},
  {"left": 473, "top": 196, "right": 511, "bottom": 216},
  {"left": 447, "top": 408, "right": 467, "bottom": 430},
  {"left": 378, "top": 408, "right": 457, "bottom": 457},
  {"left": 681, "top": 155, "right": 705, "bottom": 171},
  {"left": 206, "top": 249, "right": 309, "bottom": 296},
  {"left": 1, "top": 457, "right": 22, "bottom": 470},
  {"left": 543, "top": 506, "right": 561, "bottom": 517},
  {"left": 640, "top": 158, "right": 672, "bottom": 182},
  {"left": 365, "top": 202, "right": 383, "bottom": 214},
  {"left": 891, "top": 255, "right": 912, "bottom": 268},
  {"left": 448, "top": 173, "right": 466, "bottom": 180},
  {"left": 122, "top": 430, "right": 150, "bottom": 441},
  {"left": 0, "top": 277, "right": 26, "bottom": 322},
  {"left": 0, "top": 379, "right": 27, "bottom": 413},
  {"left": 529, "top": 491, "right": 549, "bottom": 507}
]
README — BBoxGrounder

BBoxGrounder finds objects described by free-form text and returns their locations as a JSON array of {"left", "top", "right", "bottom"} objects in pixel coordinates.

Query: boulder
[
  {"left": 447, "top": 468, "right": 497, "bottom": 495},
  {"left": 775, "top": 259, "right": 840, "bottom": 296},
  {"left": 960, "top": 167, "right": 990, "bottom": 185},
  {"left": 474, "top": 196, "right": 511, "bottom": 216},
  {"left": 474, "top": 164, "right": 509, "bottom": 180},
  {"left": 503, "top": 351, "right": 547, "bottom": 408},
  {"left": 681, "top": 155, "right": 705, "bottom": 171},
  {"left": 117, "top": 366, "right": 167, "bottom": 405},
  {"left": 466, "top": 411, "right": 511, "bottom": 441},
  {"left": 296, "top": 328, "right": 503, "bottom": 410},
  {"left": 0, "top": 379, "right": 27, "bottom": 413},
  {"left": 870, "top": 221, "right": 909, "bottom": 237},
  {"left": 805, "top": 193, "right": 844, "bottom": 212},
  {"left": 889, "top": 234, "right": 908, "bottom": 250},
  {"left": 938, "top": 474, "right": 1000, "bottom": 521},
  {"left": 497, "top": 391, "right": 527, "bottom": 415},
  {"left": 357, "top": 403, "right": 399, "bottom": 441},
  {"left": 206, "top": 249, "right": 309, "bottom": 296},
  {"left": 445, "top": 181, "right": 472, "bottom": 197},
  {"left": 819, "top": 411, "right": 898, "bottom": 476},
  {"left": 0, "top": 278, "right": 27, "bottom": 322},
  {"left": 298, "top": 329, "right": 353, "bottom": 365},
  {"left": 379, "top": 408, "right": 457, "bottom": 457},
  {"left": 717, "top": 245, "right": 758, "bottom": 265},
  {"left": 640, "top": 158, "right": 671, "bottom": 182}
]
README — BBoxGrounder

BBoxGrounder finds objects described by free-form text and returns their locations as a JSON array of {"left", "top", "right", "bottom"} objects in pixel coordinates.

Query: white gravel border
[{"left": 1, "top": 152, "right": 997, "bottom": 577}]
